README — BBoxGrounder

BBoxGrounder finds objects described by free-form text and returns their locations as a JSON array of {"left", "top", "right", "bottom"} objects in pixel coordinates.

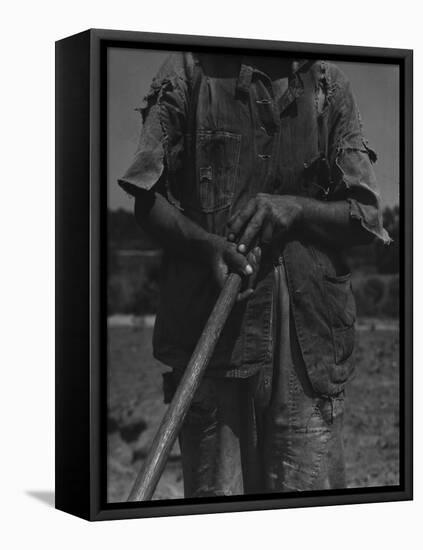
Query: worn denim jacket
[{"left": 118, "top": 53, "right": 390, "bottom": 396}]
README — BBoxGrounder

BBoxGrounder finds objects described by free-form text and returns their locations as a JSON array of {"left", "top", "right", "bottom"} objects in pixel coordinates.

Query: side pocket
[
  {"left": 323, "top": 273, "right": 356, "bottom": 364},
  {"left": 195, "top": 131, "right": 241, "bottom": 212}
]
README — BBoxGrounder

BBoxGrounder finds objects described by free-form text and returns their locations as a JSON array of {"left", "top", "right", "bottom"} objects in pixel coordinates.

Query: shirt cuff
[
  {"left": 348, "top": 198, "right": 392, "bottom": 245},
  {"left": 117, "top": 139, "right": 165, "bottom": 197}
]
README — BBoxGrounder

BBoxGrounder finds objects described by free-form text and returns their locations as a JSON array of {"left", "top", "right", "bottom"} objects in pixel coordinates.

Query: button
[{"left": 258, "top": 154, "right": 271, "bottom": 160}]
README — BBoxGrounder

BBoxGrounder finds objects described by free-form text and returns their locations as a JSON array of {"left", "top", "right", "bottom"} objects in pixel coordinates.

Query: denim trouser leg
[
  {"left": 165, "top": 263, "right": 347, "bottom": 497},
  {"left": 264, "top": 262, "right": 346, "bottom": 492},
  {"left": 170, "top": 374, "right": 267, "bottom": 497}
]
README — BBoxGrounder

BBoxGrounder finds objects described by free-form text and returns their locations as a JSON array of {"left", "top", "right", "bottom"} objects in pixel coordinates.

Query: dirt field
[{"left": 107, "top": 324, "right": 399, "bottom": 502}]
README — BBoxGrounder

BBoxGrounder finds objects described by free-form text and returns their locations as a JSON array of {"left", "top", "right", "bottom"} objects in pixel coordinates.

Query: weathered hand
[
  {"left": 208, "top": 235, "right": 261, "bottom": 302},
  {"left": 227, "top": 194, "right": 304, "bottom": 252},
  {"left": 237, "top": 246, "right": 261, "bottom": 301}
]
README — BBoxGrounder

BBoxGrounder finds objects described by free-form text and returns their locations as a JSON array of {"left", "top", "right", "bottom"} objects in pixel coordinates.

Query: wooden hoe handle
[{"left": 127, "top": 273, "right": 242, "bottom": 501}]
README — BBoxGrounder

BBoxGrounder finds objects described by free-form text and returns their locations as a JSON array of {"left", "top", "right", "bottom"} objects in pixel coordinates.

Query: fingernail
[
  {"left": 238, "top": 244, "right": 246, "bottom": 253},
  {"left": 228, "top": 233, "right": 235, "bottom": 242},
  {"left": 254, "top": 246, "right": 261, "bottom": 257},
  {"left": 245, "top": 264, "right": 253, "bottom": 275}
]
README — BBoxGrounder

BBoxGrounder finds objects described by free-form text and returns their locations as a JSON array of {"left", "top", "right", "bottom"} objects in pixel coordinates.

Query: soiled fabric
[
  {"left": 119, "top": 53, "right": 390, "bottom": 395},
  {"left": 163, "top": 261, "right": 346, "bottom": 496}
]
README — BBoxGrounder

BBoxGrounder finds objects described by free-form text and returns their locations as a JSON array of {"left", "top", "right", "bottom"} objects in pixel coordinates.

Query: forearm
[
  {"left": 134, "top": 190, "right": 254, "bottom": 287},
  {"left": 298, "top": 197, "right": 372, "bottom": 247},
  {"left": 228, "top": 193, "right": 374, "bottom": 252},
  {"left": 134, "top": 191, "right": 216, "bottom": 262}
]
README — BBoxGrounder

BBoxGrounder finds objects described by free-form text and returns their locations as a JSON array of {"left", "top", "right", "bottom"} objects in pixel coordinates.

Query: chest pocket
[{"left": 195, "top": 131, "right": 241, "bottom": 212}]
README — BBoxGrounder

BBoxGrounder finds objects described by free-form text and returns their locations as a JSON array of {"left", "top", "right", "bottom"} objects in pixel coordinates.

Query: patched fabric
[{"left": 118, "top": 54, "right": 391, "bottom": 392}]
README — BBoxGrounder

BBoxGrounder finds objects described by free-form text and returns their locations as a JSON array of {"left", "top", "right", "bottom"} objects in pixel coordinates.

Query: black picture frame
[{"left": 55, "top": 28, "right": 413, "bottom": 521}]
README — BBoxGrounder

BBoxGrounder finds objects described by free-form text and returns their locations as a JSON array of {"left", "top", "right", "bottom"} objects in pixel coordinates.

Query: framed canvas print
[{"left": 55, "top": 29, "right": 413, "bottom": 521}]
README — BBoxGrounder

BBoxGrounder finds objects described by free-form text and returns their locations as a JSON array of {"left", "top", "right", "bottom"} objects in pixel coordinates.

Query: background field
[{"left": 107, "top": 323, "right": 399, "bottom": 502}]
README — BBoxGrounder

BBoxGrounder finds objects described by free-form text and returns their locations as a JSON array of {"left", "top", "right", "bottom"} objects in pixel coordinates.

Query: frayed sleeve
[
  {"left": 118, "top": 102, "right": 165, "bottom": 195},
  {"left": 118, "top": 53, "right": 192, "bottom": 204},
  {"left": 326, "top": 65, "right": 392, "bottom": 245}
]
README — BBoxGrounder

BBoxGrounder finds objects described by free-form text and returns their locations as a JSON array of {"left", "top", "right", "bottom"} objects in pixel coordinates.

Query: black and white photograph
[
  {"left": 3, "top": 0, "right": 421, "bottom": 543},
  {"left": 106, "top": 45, "right": 403, "bottom": 503}
]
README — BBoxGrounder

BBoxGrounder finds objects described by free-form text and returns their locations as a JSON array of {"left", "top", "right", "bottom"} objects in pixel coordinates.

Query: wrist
[
  {"left": 193, "top": 233, "right": 221, "bottom": 265},
  {"left": 291, "top": 196, "right": 306, "bottom": 228}
]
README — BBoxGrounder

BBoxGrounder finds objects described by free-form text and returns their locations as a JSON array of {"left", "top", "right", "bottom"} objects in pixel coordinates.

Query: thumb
[{"left": 226, "top": 246, "right": 253, "bottom": 277}]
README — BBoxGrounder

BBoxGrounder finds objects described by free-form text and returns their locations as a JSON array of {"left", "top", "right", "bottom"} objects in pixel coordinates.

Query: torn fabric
[{"left": 117, "top": 53, "right": 193, "bottom": 202}]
